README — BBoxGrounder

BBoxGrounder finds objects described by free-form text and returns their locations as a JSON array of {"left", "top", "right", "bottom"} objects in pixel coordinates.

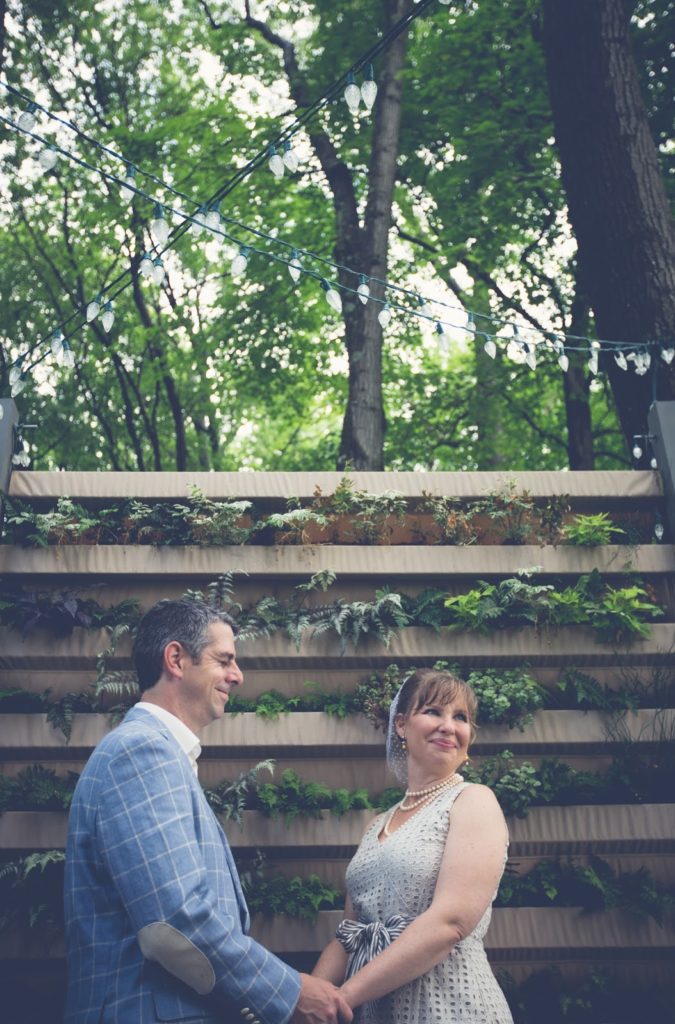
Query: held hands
[{"left": 292, "top": 974, "right": 353, "bottom": 1024}]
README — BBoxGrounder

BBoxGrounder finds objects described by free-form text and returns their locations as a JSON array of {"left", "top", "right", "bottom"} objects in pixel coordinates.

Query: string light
[
  {"left": 357, "top": 275, "right": 370, "bottom": 304},
  {"left": 120, "top": 164, "right": 137, "bottom": 201},
  {"left": 484, "top": 336, "right": 497, "bottom": 359},
  {"left": 205, "top": 204, "right": 221, "bottom": 233},
  {"left": 51, "top": 330, "right": 64, "bottom": 358},
  {"left": 150, "top": 203, "right": 170, "bottom": 245},
  {"left": 661, "top": 348, "right": 674, "bottom": 364},
  {"left": 322, "top": 279, "right": 343, "bottom": 313},
  {"left": 230, "top": 246, "right": 249, "bottom": 277},
  {"left": 38, "top": 145, "right": 58, "bottom": 172},
  {"left": 378, "top": 303, "right": 391, "bottom": 328},
  {"left": 288, "top": 250, "right": 302, "bottom": 283},
  {"left": 4, "top": 96, "right": 673, "bottom": 365},
  {"left": 101, "top": 301, "right": 114, "bottom": 332},
  {"left": 17, "top": 101, "right": 37, "bottom": 132},
  {"left": 614, "top": 350, "right": 628, "bottom": 371},
  {"left": 344, "top": 72, "right": 361, "bottom": 114},
  {"left": 654, "top": 519, "right": 664, "bottom": 541},
  {"left": 86, "top": 295, "right": 102, "bottom": 322},
  {"left": 361, "top": 65, "right": 378, "bottom": 111},
  {"left": 139, "top": 254, "right": 154, "bottom": 279},
  {"left": 151, "top": 257, "right": 166, "bottom": 285},
  {"left": 282, "top": 140, "right": 299, "bottom": 173},
  {"left": 268, "top": 145, "right": 285, "bottom": 179}
]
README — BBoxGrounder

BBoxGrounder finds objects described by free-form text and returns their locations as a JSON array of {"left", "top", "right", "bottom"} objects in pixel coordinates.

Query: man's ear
[{"left": 163, "top": 641, "right": 184, "bottom": 680}]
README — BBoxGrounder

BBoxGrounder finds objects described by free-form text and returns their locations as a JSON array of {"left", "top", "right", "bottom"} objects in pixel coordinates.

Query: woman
[{"left": 313, "top": 668, "right": 514, "bottom": 1023}]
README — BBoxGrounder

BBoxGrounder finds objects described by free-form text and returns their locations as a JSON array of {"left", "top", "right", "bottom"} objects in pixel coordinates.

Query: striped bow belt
[{"left": 336, "top": 916, "right": 411, "bottom": 978}]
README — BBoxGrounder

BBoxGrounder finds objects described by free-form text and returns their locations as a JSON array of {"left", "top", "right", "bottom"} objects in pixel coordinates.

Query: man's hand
[{"left": 291, "top": 973, "right": 353, "bottom": 1024}]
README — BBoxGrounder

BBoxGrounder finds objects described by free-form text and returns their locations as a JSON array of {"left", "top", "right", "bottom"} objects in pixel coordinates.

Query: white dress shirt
[{"left": 135, "top": 702, "right": 202, "bottom": 776}]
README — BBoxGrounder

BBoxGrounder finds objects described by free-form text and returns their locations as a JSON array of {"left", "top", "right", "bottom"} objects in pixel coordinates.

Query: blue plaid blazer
[{"left": 64, "top": 705, "right": 300, "bottom": 1023}]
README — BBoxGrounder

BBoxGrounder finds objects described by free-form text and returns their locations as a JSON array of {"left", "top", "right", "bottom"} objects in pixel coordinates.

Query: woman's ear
[{"left": 394, "top": 712, "right": 405, "bottom": 739}]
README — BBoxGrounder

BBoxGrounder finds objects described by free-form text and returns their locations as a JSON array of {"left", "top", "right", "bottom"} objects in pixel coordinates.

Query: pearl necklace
[
  {"left": 399, "top": 772, "right": 463, "bottom": 810},
  {"left": 382, "top": 773, "right": 463, "bottom": 837}
]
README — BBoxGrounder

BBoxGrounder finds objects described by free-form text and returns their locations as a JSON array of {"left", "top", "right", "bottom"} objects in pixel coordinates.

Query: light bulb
[
  {"left": 11, "top": 373, "right": 27, "bottom": 396},
  {"left": 17, "top": 103, "right": 37, "bottom": 133},
  {"left": 642, "top": 351, "right": 652, "bottom": 370},
  {"left": 139, "top": 254, "right": 154, "bottom": 279},
  {"left": 150, "top": 204, "right": 170, "bottom": 245},
  {"left": 634, "top": 353, "right": 649, "bottom": 376},
  {"left": 378, "top": 304, "right": 391, "bottom": 329},
  {"left": 633, "top": 444, "right": 643, "bottom": 460},
  {"left": 151, "top": 257, "right": 166, "bottom": 285},
  {"left": 189, "top": 207, "right": 207, "bottom": 236},
  {"left": 661, "top": 348, "right": 674, "bottom": 365},
  {"left": 650, "top": 457, "right": 658, "bottom": 470},
  {"left": 484, "top": 338, "right": 497, "bottom": 359},
  {"left": 322, "top": 280, "right": 342, "bottom": 312},
  {"left": 0, "top": 405, "right": 3, "bottom": 420},
  {"left": 51, "top": 330, "right": 64, "bottom": 358},
  {"left": 526, "top": 347, "right": 537, "bottom": 372},
  {"left": 438, "top": 0, "right": 452, "bottom": 4},
  {"left": 60, "top": 341, "right": 75, "bottom": 369},
  {"left": 121, "top": 165, "right": 136, "bottom": 202},
  {"left": 283, "top": 141, "right": 299, "bottom": 173},
  {"left": 101, "top": 302, "right": 114, "bottom": 332},
  {"left": 268, "top": 147, "right": 284, "bottom": 179},
  {"left": 615, "top": 351, "right": 628, "bottom": 371},
  {"left": 558, "top": 352, "right": 569, "bottom": 372},
  {"left": 230, "top": 248, "right": 249, "bottom": 277},
  {"left": 357, "top": 276, "right": 370, "bottom": 304},
  {"left": 86, "top": 295, "right": 102, "bottom": 322},
  {"left": 654, "top": 521, "right": 664, "bottom": 541},
  {"left": 344, "top": 73, "right": 361, "bottom": 114},
  {"left": 588, "top": 353, "right": 599, "bottom": 375},
  {"left": 38, "top": 146, "right": 58, "bottom": 172},
  {"left": 361, "top": 65, "right": 378, "bottom": 111},
  {"left": 466, "top": 311, "right": 475, "bottom": 334},
  {"left": 288, "top": 251, "right": 302, "bottom": 284},
  {"left": 9, "top": 363, "right": 23, "bottom": 386},
  {"left": 205, "top": 206, "right": 220, "bottom": 233}
]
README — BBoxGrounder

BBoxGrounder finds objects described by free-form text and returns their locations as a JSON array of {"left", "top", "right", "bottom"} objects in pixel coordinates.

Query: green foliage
[
  {"left": 0, "top": 765, "right": 78, "bottom": 811},
  {"left": 253, "top": 769, "right": 371, "bottom": 824},
  {"left": 0, "top": 586, "right": 139, "bottom": 637},
  {"left": 464, "top": 752, "right": 542, "bottom": 818},
  {"left": 443, "top": 570, "right": 662, "bottom": 643},
  {"left": 496, "top": 856, "right": 674, "bottom": 921},
  {"left": 475, "top": 480, "right": 538, "bottom": 545},
  {"left": 467, "top": 667, "right": 545, "bottom": 730},
  {"left": 501, "top": 964, "right": 674, "bottom": 1024},
  {"left": 564, "top": 512, "right": 625, "bottom": 546},
  {"left": 0, "top": 687, "right": 45, "bottom": 712},
  {"left": 45, "top": 691, "right": 96, "bottom": 742},
  {"left": 555, "top": 668, "right": 639, "bottom": 713},
  {"left": 241, "top": 872, "right": 342, "bottom": 921},
  {"left": 0, "top": 850, "right": 65, "bottom": 935},
  {"left": 203, "top": 760, "right": 275, "bottom": 825},
  {"left": 443, "top": 576, "right": 555, "bottom": 632},
  {"left": 414, "top": 493, "right": 478, "bottom": 545},
  {"left": 264, "top": 508, "right": 329, "bottom": 545}
]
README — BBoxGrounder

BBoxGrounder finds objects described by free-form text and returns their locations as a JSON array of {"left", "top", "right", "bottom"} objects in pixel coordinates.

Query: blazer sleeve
[{"left": 96, "top": 728, "right": 301, "bottom": 1024}]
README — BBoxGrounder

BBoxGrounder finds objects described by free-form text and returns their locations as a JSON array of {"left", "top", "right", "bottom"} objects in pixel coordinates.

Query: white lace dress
[{"left": 343, "top": 783, "right": 513, "bottom": 1023}]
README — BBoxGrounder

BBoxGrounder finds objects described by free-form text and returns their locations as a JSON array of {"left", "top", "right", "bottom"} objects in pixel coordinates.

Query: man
[{"left": 64, "top": 599, "right": 352, "bottom": 1024}]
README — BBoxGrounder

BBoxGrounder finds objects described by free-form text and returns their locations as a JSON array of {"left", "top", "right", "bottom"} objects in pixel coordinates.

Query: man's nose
[{"left": 228, "top": 661, "right": 244, "bottom": 687}]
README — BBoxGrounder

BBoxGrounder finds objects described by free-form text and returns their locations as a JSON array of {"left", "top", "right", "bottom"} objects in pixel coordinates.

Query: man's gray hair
[{"left": 133, "top": 599, "right": 238, "bottom": 692}]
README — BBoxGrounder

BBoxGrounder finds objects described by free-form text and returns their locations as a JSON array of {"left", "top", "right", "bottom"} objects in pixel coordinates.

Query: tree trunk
[
  {"left": 337, "top": 0, "right": 412, "bottom": 469},
  {"left": 563, "top": 280, "right": 595, "bottom": 469},
  {"left": 243, "top": 0, "right": 413, "bottom": 470},
  {"left": 542, "top": 0, "right": 675, "bottom": 453}
]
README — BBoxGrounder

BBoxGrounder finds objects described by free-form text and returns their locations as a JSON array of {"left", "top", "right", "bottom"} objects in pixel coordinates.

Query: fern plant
[{"left": 203, "top": 760, "right": 275, "bottom": 824}]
